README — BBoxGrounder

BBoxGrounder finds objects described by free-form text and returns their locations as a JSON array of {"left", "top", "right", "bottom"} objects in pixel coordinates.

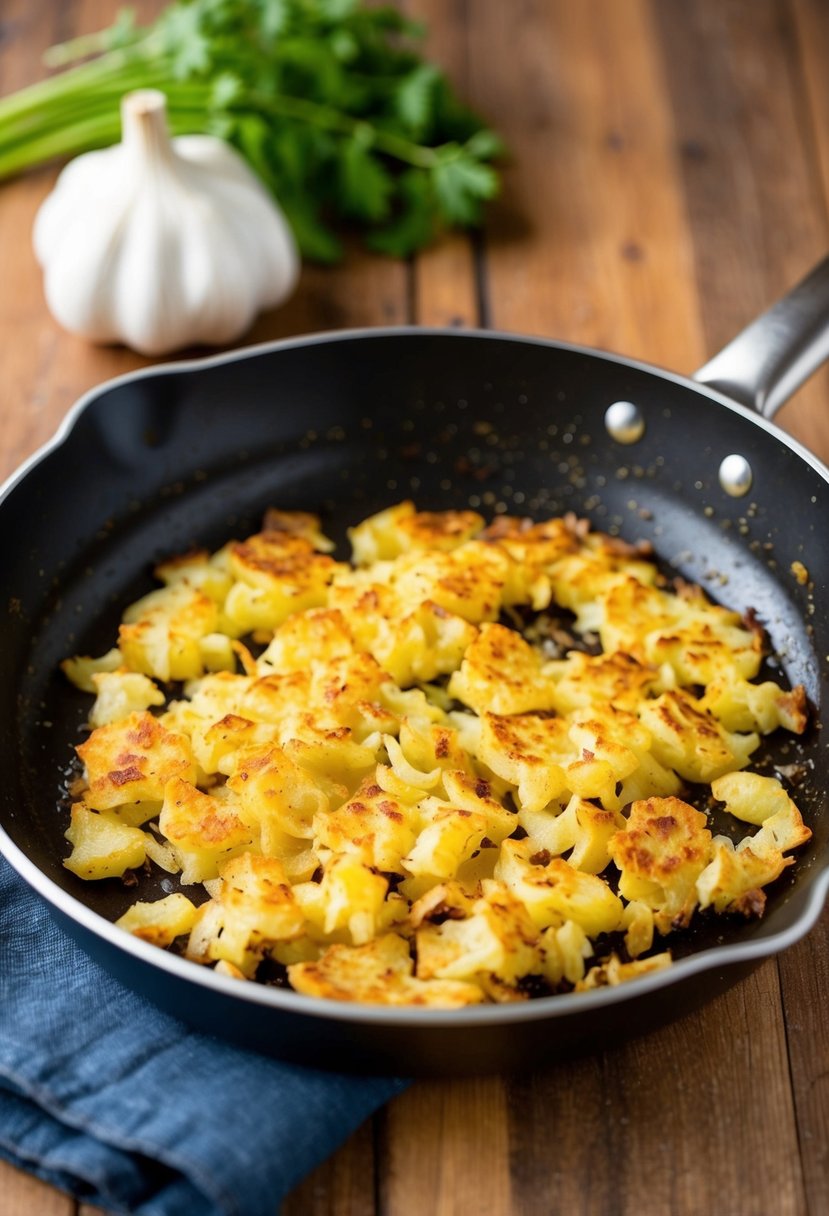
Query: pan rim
[
  {"left": 2, "top": 323, "right": 828, "bottom": 1030},
  {"left": 3, "top": 324, "right": 829, "bottom": 506}
]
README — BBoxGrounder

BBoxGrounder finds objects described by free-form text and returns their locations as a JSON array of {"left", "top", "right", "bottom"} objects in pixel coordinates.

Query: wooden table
[{"left": 3, "top": 2, "right": 829, "bottom": 1213}]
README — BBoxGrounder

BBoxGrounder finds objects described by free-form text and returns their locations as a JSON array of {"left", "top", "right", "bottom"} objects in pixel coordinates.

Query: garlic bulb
[{"left": 33, "top": 90, "right": 300, "bottom": 355}]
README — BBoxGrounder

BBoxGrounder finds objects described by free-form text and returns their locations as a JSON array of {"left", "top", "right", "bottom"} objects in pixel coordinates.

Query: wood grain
[
  {"left": 1, "top": 1163, "right": 74, "bottom": 1216},
  {"left": 1, "top": 3, "right": 828, "bottom": 1216},
  {"left": 282, "top": 1117, "right": 376, "bottom": 1216},
  {"left": 777, "top": 916, "right": 829, "bottom": 1216},
  {"left": 500, "top": 966, "right": 805, "bottom": 1216},
  {"left": 779, "top": 6, "right": 829, "bottom": 1212},
  {"left": 468, "top": 0, "right": 705, "bottom": 372},
  {"left": 793, "top": 0, "right": 829, "bottom": 224},
  {"left": 408, "top": 0, "right": 480, "bottom": 330},
  {"left": 652, "top": 0, "right": 829, "bottom": 458},
  {"left": 379, "top": 1079, "right": 512, "bottom": 1216}
]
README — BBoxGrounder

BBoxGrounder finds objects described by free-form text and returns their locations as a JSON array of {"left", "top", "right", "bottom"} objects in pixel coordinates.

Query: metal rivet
[
  {"left": 605, "top": 400, "right": 645, "bottom": 444},
  {"left": 719, "top": 453, "right": 753, "bottom": 497}
]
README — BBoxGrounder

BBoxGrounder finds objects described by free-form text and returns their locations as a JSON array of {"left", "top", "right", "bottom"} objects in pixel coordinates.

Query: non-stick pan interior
[{"left": 2, "top": 330, "right": 827, "bottom": 967}]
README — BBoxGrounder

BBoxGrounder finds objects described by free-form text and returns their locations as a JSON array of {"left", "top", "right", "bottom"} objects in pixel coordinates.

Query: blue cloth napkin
[{"left": 0, "top": 857, "right": 407, "bottom": 1215}]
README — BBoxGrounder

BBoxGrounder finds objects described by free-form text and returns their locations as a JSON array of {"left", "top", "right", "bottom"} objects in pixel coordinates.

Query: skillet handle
[{"left": 693, "top": 255, "right": 829, "bottom": 418}]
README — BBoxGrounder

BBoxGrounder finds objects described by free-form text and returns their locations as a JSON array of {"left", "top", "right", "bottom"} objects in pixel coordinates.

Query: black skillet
[{"left": 2, "top": 258, "right": 829, "bottom": 1076}]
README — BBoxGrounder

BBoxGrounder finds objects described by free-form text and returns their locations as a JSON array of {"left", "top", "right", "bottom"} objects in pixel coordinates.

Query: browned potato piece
[
  {"left": 78, "top": 711, "right": 197, "bottom": 810},
  {"left": 289, "top": 933, "right": 484, "bottom": 1007},
  {"left": 610, "top": 797, "right": 713, "bottom": 933},
  {"left": 448, "top": 622, "right": 557, "bottom": 715}
]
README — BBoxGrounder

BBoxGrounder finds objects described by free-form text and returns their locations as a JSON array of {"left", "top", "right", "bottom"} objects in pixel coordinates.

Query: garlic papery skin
[{"left": 33, "top": 90, "right": 300, "bottom": 355}]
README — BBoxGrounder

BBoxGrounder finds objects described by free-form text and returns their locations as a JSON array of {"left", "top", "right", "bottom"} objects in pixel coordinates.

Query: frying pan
[{"left": 2, "top": 257, "right": 829, "bottom": 1077}]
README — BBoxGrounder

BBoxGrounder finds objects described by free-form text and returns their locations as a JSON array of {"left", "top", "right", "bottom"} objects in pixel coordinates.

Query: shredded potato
[{"left": 62, "top": 504, "right": 811, "bottom": 1007}]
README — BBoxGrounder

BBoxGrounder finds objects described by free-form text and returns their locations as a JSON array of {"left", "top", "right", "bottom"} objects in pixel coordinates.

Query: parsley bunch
[{"left": 0, "top": 0, "right": 503, "bottom": 260}]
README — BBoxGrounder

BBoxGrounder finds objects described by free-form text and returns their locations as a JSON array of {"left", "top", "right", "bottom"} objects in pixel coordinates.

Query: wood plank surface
[
  {"left": 1, "top": 3, "right": 829, "bottom": 1216},
  {"left": 777, "top": 7, "right": 829, "bottom": 1213},
  {"left": 2, "top": 1163, "right": 74, "bottom": 1216},
  {"left": 474, "top": 0, "right": 706, "bottom": 372},
  {"left": 408, "top": 0, "right": 481, "bottom": 331}
]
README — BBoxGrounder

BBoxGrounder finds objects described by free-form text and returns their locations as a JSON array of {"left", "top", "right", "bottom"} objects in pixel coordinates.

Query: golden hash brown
[
  {"left": 78, "top": 712, "right": 196, "bottom": 810},
  {"left": 62, "top": 504, "right": 811, "bottom": 1008}
]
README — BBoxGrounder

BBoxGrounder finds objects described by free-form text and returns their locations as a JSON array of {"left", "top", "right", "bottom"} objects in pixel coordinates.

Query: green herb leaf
[
  {"left": 395, "top": 62, "right": 441, "bottom": 139},
  {"left": 156, "top": 5, "right": 212, "bottom": 78},
  {"left": 338, "top": 128, "right": 394, "bottom": 221},
  {"left": 256, "top": 0, "right": 291, "bottom": 39},
  {"left": 433, "top": 150, "right": 499, "bottom": 225},
  {"left": 317, "top": 0, "right": 360, "bottom": 20},
  {"left": 367, "top": 167, "right": 437, "bottom": 257},
  {"left": 108, "top": 8, "right": 140, "bottom": 50},
  {"left": 210, "top": 71, "right": 244, "bottom": 110},
  {"left": 464, "top": 128, "right": 507, "bottom": 162}
]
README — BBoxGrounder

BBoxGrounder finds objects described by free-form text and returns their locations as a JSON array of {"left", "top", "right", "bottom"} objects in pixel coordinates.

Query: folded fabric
[{"left": 0, "top": 857, "right": 407, "bottom": 1215}]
